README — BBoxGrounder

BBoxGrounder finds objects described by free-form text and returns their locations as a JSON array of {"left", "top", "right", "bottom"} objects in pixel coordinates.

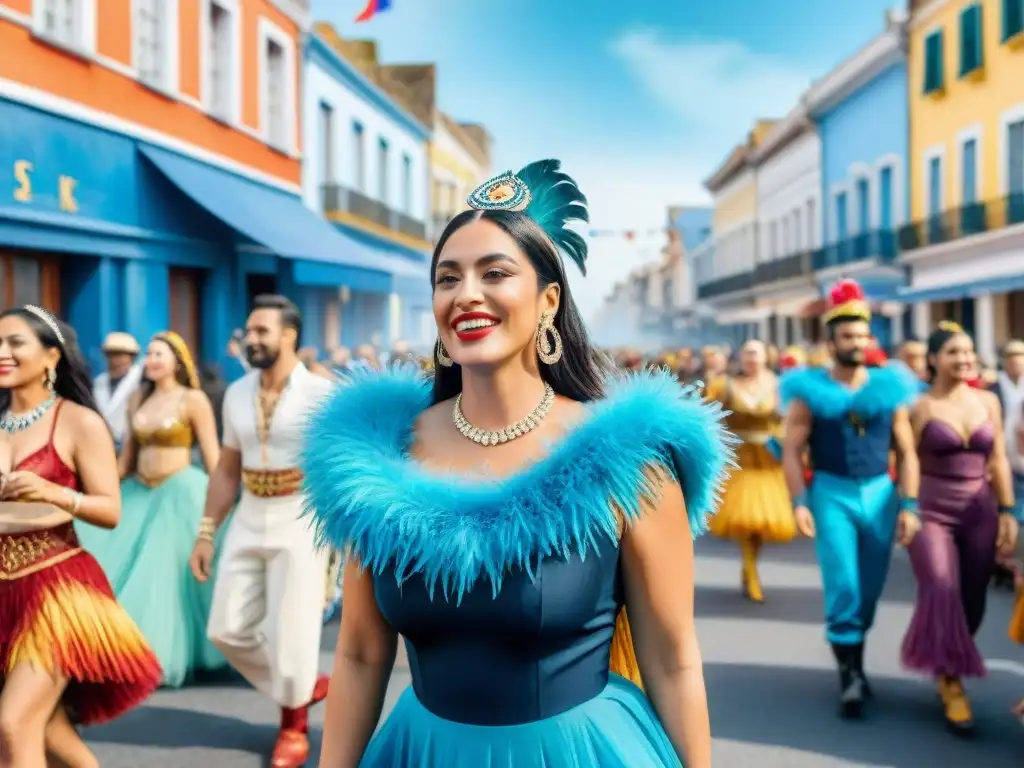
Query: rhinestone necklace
[
  {"left": 0, "top": 393, "right": 57, "bottom": 435},
  {"left": 453, "top": 383, "right": 555, "bottom": 446}
]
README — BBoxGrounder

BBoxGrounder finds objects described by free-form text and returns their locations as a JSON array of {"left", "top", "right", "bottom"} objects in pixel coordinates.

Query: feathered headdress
[
  {"left": 466, "top": 159, "right": 590, "bottom": 274},
  {"left": 823, "top": 279, "right": 871, "bottom": 325}
]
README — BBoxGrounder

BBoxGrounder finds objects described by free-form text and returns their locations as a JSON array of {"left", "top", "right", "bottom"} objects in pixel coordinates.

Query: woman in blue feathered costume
[{"left": 301, "top": 160, "right": 734, "bottom": 768}]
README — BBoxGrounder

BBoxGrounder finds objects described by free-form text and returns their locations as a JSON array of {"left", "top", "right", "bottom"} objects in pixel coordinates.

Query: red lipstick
[{"left": 451, "top": 312, "right": 500, "bottom": 342}]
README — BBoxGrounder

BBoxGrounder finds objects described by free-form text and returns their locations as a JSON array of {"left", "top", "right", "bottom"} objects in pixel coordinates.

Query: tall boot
[
  {"left": 830, "top": 643, "right": 865, "bottom": 719},
  {"left": 850, "top": 642, "right": 873, "bottom": 700},
  {"left": 739, "top": 538, "right": 764, "bottom": 603}
]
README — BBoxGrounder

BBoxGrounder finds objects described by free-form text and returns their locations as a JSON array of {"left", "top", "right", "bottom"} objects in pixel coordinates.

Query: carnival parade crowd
[{"left": 1, "top": 160, "right": 1024, "bottom": 768}]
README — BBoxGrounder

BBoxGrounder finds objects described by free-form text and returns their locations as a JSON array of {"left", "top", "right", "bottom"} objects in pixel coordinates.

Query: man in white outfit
[
  {"left": 92, "top": 331, "right": 143, "bottom": 452},
  {"left": 190, "top": 295, "right": 332, "bottom": 768}
]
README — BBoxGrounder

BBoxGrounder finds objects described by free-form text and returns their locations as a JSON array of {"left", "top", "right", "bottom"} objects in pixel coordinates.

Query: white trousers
[{"left": 207, "top": 492, "right": 327, "bottom": 708}]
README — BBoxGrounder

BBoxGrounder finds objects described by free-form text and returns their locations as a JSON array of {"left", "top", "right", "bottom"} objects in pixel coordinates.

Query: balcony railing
[
  {"left": 754, "top": 250, "right": 811, "bottom": 283},
  {"left": 897, "top": 194, "right": 1024, "bottom": 252},
  {"left": 811, "top": 230, "right": 898, "bottom": 271},
  {"left": 320, "top": 184, "right": 428, "bottom": 241},
  {"left": 697, "top": 270, "right": 755, "bottom": 299}
]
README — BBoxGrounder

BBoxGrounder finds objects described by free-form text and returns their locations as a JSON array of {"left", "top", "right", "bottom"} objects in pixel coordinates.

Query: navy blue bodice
[
  {"left": 374, "top": 536, "right": 623, "bottom": 726},
  {"left": 809, "top": 410, "right": 893, "bottom": 478}
]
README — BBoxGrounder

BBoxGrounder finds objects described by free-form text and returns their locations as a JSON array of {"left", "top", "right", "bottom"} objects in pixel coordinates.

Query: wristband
[
  {"left": 793, "top": 490, "right": 808, "bottom": 509},
  {"left": 999, "top": 505, "right": 1016, "bottom": 516},
  {"left": 899, "top": 497, "right": 919, "bottom": 515}
]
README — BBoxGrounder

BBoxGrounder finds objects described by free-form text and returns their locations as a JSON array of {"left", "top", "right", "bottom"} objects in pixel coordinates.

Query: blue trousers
[{"left": 809, "top": 471, "right": 899, "bottom": 645}]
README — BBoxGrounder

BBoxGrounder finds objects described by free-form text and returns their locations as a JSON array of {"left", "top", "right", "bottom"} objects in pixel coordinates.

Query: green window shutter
[
  {"left": 959, "top": 4, "right": 984, "bottom": 76},
  {"left": 924, "top": 31, "right": 945, "bottom": 93},
  {"left": 1005, "top": 0, "right": 1024, "bottom": 41}
]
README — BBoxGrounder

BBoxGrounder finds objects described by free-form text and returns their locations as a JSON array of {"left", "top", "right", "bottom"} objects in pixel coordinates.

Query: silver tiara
[{"left": 23, "top": 305, "right": 65, "bottom": 346}]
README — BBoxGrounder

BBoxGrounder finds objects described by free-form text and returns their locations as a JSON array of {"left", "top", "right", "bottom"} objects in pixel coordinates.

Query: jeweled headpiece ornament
[
  {"left": 823, "top": 279, "right": 871, "bottom": 325},
  {"left": 154, "top": 331, "right": 200, "bottom": 389},
  {"left": 466, "top": 159, "right": 590, "bottom": 275},
  {"left": 937, "top": 320, "right": 963, "bottom": 333},
  {"left": 23, "top": 305, "right": 65, "bottom": 346}
]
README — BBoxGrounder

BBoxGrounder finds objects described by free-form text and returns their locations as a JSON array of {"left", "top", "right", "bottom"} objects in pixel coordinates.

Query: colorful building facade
[
  {"left": 429, "top": 113, "right": 492, "bottom": 238},
  {"left": 805, "top": 11, "right": 910, "bottom": 350},
  {"left": 0, "top": 1, "right": 431, "bottom": 375},
  {"left": 302, "top": 24, "right": 434, "bottom": 351},
  {"left": 901, "top": 0, "right": 1024, "bottom": 362}
]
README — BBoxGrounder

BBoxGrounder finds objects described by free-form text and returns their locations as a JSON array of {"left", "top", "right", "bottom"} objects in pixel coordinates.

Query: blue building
[{"left": 804, "top": 11, "right": 910, "bottom": 348}]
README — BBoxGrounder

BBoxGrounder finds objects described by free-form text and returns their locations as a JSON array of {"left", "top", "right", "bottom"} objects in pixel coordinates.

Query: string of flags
[
  {"left": 355, "top": 0, "right": 392, "bottom": 23},
  {"left": 588, "top": 228, "right": 678, "bottom": 240}
]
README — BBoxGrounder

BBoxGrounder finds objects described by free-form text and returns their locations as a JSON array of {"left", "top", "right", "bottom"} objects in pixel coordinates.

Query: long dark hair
[
  {"left": 430, "top": 209, "right": 610, "bottom": 404},
  {"left": 137, "top": 334, "right": 194, "bottom": 406},
  {"left": 0, "top": 307, "right": 100, "bottom": 414},
  {"left": 926, "top": 323, "right": 968, "bottom": 383}
]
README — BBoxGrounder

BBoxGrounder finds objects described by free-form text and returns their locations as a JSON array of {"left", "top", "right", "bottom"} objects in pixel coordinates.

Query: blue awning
[
  {"left": 138, "top": 145, "right": 428, "bottom": 292},
  {"left": 898, "top": 272, "right": 1024, "bottom": 304}
]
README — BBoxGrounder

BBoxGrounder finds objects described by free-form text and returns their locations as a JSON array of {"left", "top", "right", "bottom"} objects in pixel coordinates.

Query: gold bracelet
[
  {"left": 197, "top": 516, "right": 217, "bottom": 540},
  {"left": 62, "top": 488, "right": 83, "bottom": 517}
]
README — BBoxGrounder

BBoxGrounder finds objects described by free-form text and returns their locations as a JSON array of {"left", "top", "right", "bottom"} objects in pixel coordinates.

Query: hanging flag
[{"left": 355, "top": 0, "right": 392, "bottom": 23}]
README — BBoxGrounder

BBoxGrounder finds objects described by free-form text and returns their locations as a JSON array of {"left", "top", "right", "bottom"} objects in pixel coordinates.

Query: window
[
  {"left": 206, "top": 0, "right": 234, "bottom": 120},
  {"left": 928, "top": 155, "right": 943, "bottom": 214},
  {"left": 1005, "top": 0, "right": 1024, "bottom": 41},
  {"left": 352, "top": 122, "right": 365, "bottom": 190},
  {"left": 962, "top": 138, "right": 978, "bottom": 203},
  {"left": 401, "top": 153, "right": 412, "bottom": 214},
  {"left": 856, "top": 178, "right": 870, "bottom": 232},
  {"left": 781, "top": 217, "right": 790, "bottom": 255},
  {"left": 959, "top": 4, "right": 985, "bottom": 77},
  {"left": 835, "top": 192, "right": 848, "bottom": 241},
  {"left": 806, "top": 198, "right": 816, "bottom": 246},
  {"left": 1009, "top": 120, "right": 1024, "bottom": 193},
  {"left": 135, "top": 0, "right": 172, "bottom": 90},
  {"left": 319, "top": 103, "right": 334, "bottom": 185},
  {"left": 924, "top": 30, "right": 945, "bottom": 94},
  {"left": 377, "top": 139, "right": 389, "bottom": 202},
  {"left": 879, "top": 166, "right": 894, "bottom": 229},
  {"left": 792, "top": 209, "right": 802, "bottom": 250},
  {"left": 11, "top": 257, "right": 41, "bottom": 307},
  {"left": 769, "top": 221, "right": 777, "bottom": 258},
  {"left": 264, "top": 37, "right": 287, "bottom": 148},
  {"left": 37, "top": 0, "right": 88, "bottom": 49}
]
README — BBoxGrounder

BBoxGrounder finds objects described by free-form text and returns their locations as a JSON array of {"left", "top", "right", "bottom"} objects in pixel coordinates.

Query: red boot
[{"left": 269, "top": 676, "right": 330, "bottom": 768}]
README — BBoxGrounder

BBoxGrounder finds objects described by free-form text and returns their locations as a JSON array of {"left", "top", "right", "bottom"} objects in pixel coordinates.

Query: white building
[
  {"left": 751, "top": 103, "right": 823, "bottom": 346},
  {"left": 301, "top": 26, "right": 433, "bottom": 350}
]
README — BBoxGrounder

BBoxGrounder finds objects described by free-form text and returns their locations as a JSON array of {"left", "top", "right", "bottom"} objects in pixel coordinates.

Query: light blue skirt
[
  {"left": 361, "top": 674, "right": 681, "bottom": 767},
  {"left": 75, "top": 466, "right": 228, "bottom": 688}
]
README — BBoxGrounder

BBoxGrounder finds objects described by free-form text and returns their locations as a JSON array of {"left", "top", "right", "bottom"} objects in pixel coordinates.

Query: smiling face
[
  {"left": 433, "top": 217, "right": 559, "bottom": 369},
  {"left": 932, "top": 332, "right": 975, "bottom": 382},
  {"left": 144, "top": 338, "right": 178, "bottom": 383},
  {"left": 0, "top": 313, "right": 60, "bottom": 391}
]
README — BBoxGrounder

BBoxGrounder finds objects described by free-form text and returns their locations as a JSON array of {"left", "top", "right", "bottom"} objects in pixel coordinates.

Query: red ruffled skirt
[{"left": 0, "top": 525, "right": 162, "bottom": 724}]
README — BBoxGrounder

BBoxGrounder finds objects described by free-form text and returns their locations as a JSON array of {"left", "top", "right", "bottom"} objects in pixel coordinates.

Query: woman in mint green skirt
[{"left": 77, "top": 331, "right": 227, "bottom": 687}]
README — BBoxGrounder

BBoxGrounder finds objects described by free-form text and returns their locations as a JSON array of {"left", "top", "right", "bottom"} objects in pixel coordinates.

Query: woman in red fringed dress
[{"left": 0, "top": 306, "right": 161, "bottom": 768}]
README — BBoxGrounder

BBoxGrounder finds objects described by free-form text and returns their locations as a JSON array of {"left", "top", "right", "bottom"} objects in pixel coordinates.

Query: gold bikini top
[
  {"left": 132, "top": 392, "right": 194, "bottom": 449},
  {"left": 706, "top": 376, "right": 780, "bottom": 431}
]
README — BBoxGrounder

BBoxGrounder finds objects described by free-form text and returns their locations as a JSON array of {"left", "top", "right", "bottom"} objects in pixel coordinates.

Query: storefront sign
[{"left": 11, "top": 160, "right": 79, "bottom": 213}]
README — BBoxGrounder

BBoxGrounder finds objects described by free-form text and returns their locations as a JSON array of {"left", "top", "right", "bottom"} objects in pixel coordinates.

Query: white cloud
[{"left": 609, "top": 30, "right": 814, "bottom": 156}]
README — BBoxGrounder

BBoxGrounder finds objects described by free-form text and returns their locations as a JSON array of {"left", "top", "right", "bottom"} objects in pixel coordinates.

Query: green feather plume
[{"left": 517, "top": 159, "right": 590, "bottom": 275}]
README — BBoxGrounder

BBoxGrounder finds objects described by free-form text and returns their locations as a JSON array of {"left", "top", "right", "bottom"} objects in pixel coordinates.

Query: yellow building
[
  {"left": 429, "top": 115, "right": 492, "bottom": 239},
  {"left": 701, "top": 120, "right": 777, "bottom": 340},
  {"left": 902, "top": 0, "right": 1024, "bottom": 360}
]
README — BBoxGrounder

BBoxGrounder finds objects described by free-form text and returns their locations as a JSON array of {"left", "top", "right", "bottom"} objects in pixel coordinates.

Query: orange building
[{"left": 0, "top": 0, "right": 372, "bottom": 371}]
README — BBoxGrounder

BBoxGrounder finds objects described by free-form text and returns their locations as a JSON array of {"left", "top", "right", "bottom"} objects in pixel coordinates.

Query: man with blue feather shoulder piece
[{"left": 779, "top": 278, "right": 922, "bottom": 720}]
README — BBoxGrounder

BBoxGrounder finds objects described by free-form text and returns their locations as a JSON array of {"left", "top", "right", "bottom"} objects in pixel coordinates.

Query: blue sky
[{"left": 312, "top": 0, "right": 900, "bottom": 317}]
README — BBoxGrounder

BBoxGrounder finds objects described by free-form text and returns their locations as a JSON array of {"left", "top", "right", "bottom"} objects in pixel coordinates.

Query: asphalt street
[{"left": 84, "top": 537, "right": 1024, "bottom": 766}]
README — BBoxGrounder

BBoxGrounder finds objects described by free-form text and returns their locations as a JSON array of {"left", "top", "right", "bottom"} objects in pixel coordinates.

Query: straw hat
[{"left": 101, "top": 331, "right": 141, "bottom": 355}]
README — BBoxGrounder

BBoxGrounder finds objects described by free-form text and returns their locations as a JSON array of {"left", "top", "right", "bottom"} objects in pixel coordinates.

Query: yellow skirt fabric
[
  {"left": 1009, "top": 591, "right": 1024, "bottom": 645},
  {"left": 708, "top": 442, "right": 796, "bottom": 542}
]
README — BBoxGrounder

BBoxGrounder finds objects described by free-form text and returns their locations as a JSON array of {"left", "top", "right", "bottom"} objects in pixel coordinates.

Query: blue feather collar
[
  {"left": 778, "top": 365, "right": 920, "bottom": 420},
  {"left": 300, "top": 366, "right": 735, "bottom": 601}
]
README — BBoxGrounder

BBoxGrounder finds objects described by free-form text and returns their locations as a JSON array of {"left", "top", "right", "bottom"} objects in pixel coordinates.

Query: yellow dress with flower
[{"left": 705, "top": 376, "right": 796, "bottom": 600}]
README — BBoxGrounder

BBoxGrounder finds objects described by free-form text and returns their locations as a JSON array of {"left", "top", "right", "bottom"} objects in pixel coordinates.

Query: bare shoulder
[
  {"left": 974, "top": 387, "right": 1001, "bottom": 416},
  {"left": 61, "top": 401, "right": 109, "bottom": 433},
  {"left": 414, "top": 398, "right": 452, "bottom": 439},
  {"left": 910, "top": 392, "right": 933, "bottom": 420}
]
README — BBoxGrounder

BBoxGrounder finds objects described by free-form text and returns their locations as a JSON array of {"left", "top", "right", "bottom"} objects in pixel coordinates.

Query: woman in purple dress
[{"left": 902, "top": 321, "right": 1019, "bottom": 732}]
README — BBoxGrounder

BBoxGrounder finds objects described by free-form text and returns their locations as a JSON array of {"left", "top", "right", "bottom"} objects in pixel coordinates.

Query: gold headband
[
  {"left": 937, "top": 320, "right": 963, "bottom": 334},
  {"left": 23, "top": 305, "right": 65, "bottom": 346},
  {"left": 154, "top": 331, "right": 200, "bottom": 389}
]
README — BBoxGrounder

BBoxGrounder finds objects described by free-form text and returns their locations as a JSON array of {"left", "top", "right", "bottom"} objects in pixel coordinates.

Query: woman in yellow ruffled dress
[{"left": 706, "top": 340, "right": 797, "bottom": 601}]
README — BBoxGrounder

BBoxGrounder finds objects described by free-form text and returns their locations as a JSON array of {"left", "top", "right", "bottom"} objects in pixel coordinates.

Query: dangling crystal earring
[
  {"left": 536, "top": 312, "right": 562, "bottom": 365},
  {"left": 436, "top": 337, "right": 453, "bottom": 368},
  {"left": 44, "top": 368, "right": 57, "bottom": 391}
]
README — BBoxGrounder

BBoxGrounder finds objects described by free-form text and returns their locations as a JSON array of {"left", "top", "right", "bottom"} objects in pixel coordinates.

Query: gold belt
[
  {"left": 0, "top": 528, "right": 82, "bottom": 581},
  {"left": 241, "top": 468, "right": 304, "bottom": 498}
]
